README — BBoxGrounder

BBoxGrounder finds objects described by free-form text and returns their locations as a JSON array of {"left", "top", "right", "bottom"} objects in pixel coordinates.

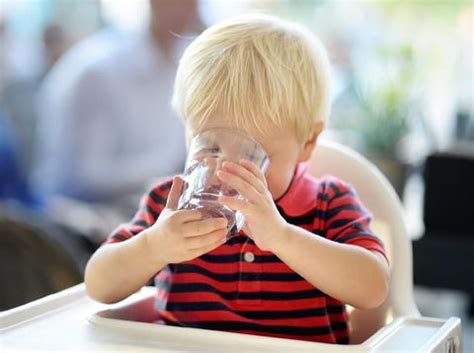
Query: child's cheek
[
  {"left": 265, "top": 174, "right": 280, "bottom": 200},
  {"left": 267, "top": 167, "right": 295, "bottom": 200}
]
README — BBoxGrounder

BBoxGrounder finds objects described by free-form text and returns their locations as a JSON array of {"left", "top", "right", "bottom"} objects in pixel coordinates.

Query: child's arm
[
  {"left": 85, "top": 177, "right": 228, "bottom": 304},
  {"left": 269, "top": 224, "right": 389, "bottom": 310},
  {"left": 84, "top": 229, "right": 166, "bottom": 304},
  {"left": 218, "top": 161, "right": 389, "bottom": 310}
]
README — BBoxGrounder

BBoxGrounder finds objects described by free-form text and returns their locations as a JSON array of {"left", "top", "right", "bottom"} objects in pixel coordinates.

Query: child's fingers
[
  {"left": 218, "top": 195, "right": 247, "bottom": 212},
  {"left": 175, "top": 209, "right": 203, "bottom": 223},
  {"left": 222, "top": 161, "right": 266, "bottom": 193},
  {"left": 181, "top": 217, "right": 228, "bottom": 237},
  {"left": 186, "top": 228, "right": 227, "bottom": 250},
  {"left": 217, "top": 170, "right": 259, "bottom": 201},
  {"left": 191, "top": 234, "right": 228, "bottom": 257},
  {"left": 166, "top": 176, "right": 184, "bottom": 210},
  {"left": 239, "top": 159, "right": 268, "bottom": 188}
]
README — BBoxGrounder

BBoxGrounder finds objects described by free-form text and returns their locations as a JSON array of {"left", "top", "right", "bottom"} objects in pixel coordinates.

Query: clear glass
[{"left": 178, "top": 128, "right": 269, "bottom": 238}]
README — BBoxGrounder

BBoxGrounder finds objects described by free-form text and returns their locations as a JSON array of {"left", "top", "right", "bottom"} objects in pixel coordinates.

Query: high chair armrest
[{"left": 365, "top": 316, "right": 462, "bottom": 352}]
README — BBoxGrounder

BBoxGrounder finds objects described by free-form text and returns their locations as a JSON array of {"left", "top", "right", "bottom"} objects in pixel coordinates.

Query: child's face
[{"left": 186, "top": 119, "right": 305, "bottom": 200}]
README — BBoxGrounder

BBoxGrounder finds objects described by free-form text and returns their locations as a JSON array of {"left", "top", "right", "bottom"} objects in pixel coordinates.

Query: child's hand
[
  {"left": 144, "top": 176, "right": 228, "bottom": 264},
  {"left": 217, "top": 160, "right": 288, "bottom": 251}
]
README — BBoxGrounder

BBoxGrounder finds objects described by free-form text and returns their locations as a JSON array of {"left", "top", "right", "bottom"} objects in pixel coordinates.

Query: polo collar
[{"left": 275, "top": 162, "right": 319, "bottom": 217}]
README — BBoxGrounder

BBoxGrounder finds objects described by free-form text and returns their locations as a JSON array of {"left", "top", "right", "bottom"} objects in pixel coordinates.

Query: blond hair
[{"left": 172, "top": 14, "right": 331, "bottom": 143}]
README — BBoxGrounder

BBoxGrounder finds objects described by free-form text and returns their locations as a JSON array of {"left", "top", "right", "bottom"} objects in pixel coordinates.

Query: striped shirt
[{"left": 105, "top": 163, "right": 386, "bottom": 344}]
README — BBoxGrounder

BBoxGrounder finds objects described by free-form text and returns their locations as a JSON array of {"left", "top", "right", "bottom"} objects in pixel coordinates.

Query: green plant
[{"left": 346, "top": 42, "right": 421, "bottom": 158}]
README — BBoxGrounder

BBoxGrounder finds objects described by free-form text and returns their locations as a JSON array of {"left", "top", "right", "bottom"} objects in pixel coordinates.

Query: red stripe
[
  {"left": 190, "top": 258, "right": 240, "bottom": 273},
  {"left": 327, "top": 194, "right": 358, "bottom": 208},
  {"left": 327, "top": 209, "right": 368, "bottom": 223},
  {"left": 146, "top": 196, "right": 166, "bottom": 214},
  {"left": 164, "top": 293, "right": 327, "bottom": 309},
  {"left": 169, "top": 311, "right": 331, "bottom": 327},
  {"left": 204, "top": 243, "right": 257, "bottom": 255},
  {"left": 326, "top": 221, "right": 364, "bottom": 238},
  {"left": 126, "top": 224, "right": 146, "bottom": 232},
  {"left": 119, "top": 227, "right": 144, "bottom": 238},
  {"left": 103, "top": 237, "right": 120, "bottom": 244},
  {"left": 117, "top": 229, "right": 134, "bottom": 239},
  {"left": 346, "top": 238, "right": 388, "bottom": 262},
  {"left": 170, "top": 273, "right": 314, "bottom": 291},
  {"left": 132, "top": 210, "right": 153, "bottom": 224}
]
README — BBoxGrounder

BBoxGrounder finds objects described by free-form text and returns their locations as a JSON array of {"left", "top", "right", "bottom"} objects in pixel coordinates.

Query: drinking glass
[{"left": 178, "top": 128, "right": 269, "bottom": 237}]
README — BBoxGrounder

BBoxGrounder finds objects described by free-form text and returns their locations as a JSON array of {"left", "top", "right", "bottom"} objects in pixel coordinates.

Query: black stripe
[
  {"left": 328, "top": 182, "right": 344, "bottom": 196},
  {"left": 175, "top": 264, "right": 305, "bottom": 282},
  {"left": 325, "top": 204, "right": 365, "bottom": 220},
  {"left": 337, "top": 336, "right": 350, "bottom": 344},
  {"left": 327, "top": 182, "right": 358, "bottom": 200},
  {"left": 316, "top": 192, "right": 330, "bottom": 202},
  {"left": 199, "top": 253, "right": 243, "bottom": 263},
  {"left": 156, "top": 281, "right": 325, "bottom": 300},
  {"left": 332, "top": 190, "right": 357, "bottom": 202},
  {"left": 149, "top": 191, "right": 168, "bottom": 206},
  {"left": 285, "top": 214, "right": 314, "bottom": 226},
  {"left": 111, "top": 233, "right": 129, "bottom": 242},
  {"left": 174, "top": 320, "right": 335, "bottom": 336},
  {"left": 133, "top": 220, "right": 149, "bottom": 228},
  {"left": 326, "top": 218, "right": 361, "bottom": 229},
  {"left": 276, "top": 206, "right": 313, "bottom": 225},
  {"left": 311, "top": 229, "right": 326, "bottom": 237},
  {"left": 226, "top": 235, "right": 251, "bottom": 245},
  {"left": 159, "top": 180, "right": 173, "bottom": 192},
  {"left": 330, "top": 321, "right": 348, "bottom": 331},
  {"left": 279, "top": 204, "right": 366, "bottom": 226},
  {"left": 165, "top": 301, "right": 329, "bottom": 319},
  {"left": 327, "top": 305, "right": 346, "bottom": 314},
  {"left": 336, "top": 232, "right": 380, "bottom": 244},
  {"left": 145, "top": 206, "right": 159, "bottom": 220},
  {"left": 199, "top": 253, "right": 281, "bottom": 264}
]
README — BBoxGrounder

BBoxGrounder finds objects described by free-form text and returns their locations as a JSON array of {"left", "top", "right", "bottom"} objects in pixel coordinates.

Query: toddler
[{"left": 85, "top": 14, "right": 389, "bottom": 344}]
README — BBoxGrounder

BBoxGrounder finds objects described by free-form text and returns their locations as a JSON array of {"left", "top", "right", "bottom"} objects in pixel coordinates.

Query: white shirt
[{"left": 33, "top": 28, "right": 188, "bottom": 215}]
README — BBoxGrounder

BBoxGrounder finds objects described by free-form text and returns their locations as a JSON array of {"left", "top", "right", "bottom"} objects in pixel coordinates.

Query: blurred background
[{"left": 0, "top": 0, "right": 472, "bottom": 348}]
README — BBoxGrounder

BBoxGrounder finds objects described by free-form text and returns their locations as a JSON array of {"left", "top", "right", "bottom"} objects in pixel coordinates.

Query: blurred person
[
  {"left": 42, "top": 24, "right": 69, "bottom": 71},
  {"left": 0, "top": 10, "right": 93, "bottom": 306},
  {"left": 0, "top": 17, "right": 6, "bottom": 90},
  {"left": 0, "top": 110, "right": 39, "bottom": 207},
  {"left": 33, "top": 0, "right": 204, "bottom": 243},
  {"left": 0, "top": 20, "right": 71, "bottom": 178},
  {"left": 1, "top": 110, "right": 91, "bottom": 311}
]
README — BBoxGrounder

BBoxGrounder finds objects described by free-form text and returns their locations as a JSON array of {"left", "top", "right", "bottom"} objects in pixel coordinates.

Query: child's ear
[{"left": 297, "top": 121, "right": 324, "bottom": 162}]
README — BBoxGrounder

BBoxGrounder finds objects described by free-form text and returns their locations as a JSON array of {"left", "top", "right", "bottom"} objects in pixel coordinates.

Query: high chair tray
[{"left": 1, "top": 284, "right": 462, "bottom": 352}]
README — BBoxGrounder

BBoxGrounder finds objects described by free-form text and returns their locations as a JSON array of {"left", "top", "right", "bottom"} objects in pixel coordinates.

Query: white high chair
[
  {"left": 0, "top": 141, "right": 463, "bottom": 352},
  {"left": 309, "top": 139, "right": 420, "bottom": 343}
]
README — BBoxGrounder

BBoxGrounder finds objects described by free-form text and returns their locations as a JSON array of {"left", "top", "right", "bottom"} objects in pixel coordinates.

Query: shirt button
[{"left": 243, "top": 251, "right": 255, "bottom": 263}]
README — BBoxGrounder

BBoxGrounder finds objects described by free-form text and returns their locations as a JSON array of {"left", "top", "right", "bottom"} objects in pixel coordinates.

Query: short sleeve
[
  {"left": 103, "top": 179, "right": 173, "bottom": 245},
  {"left": 322, "top": 178, "right": 387, "bottom": 261}
]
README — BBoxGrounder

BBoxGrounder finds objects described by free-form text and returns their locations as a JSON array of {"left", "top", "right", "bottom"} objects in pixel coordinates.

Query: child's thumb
[{"left": 166, "top": 176, "right": 184, "bottom": 210}]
